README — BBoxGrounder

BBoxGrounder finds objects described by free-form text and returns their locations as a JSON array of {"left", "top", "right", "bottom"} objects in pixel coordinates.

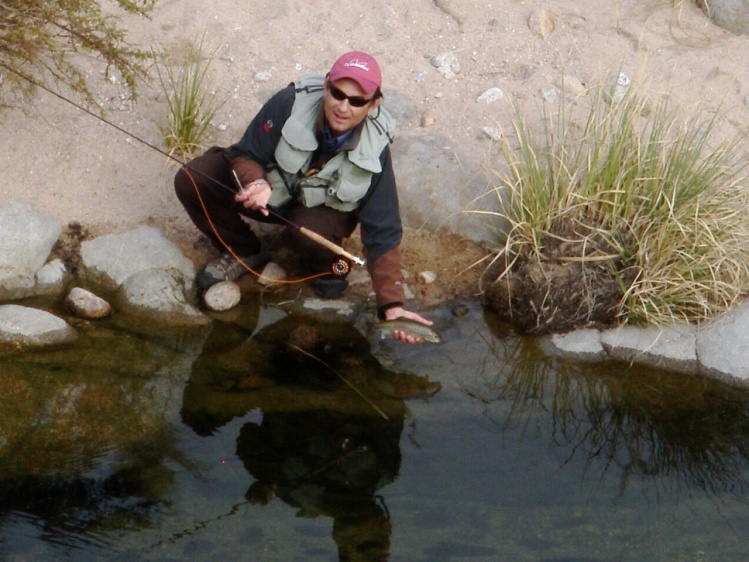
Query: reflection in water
[
  {"left": 181, "top": 314, "right": 438, "bottom": 561},
  {"left": 3, "top": 299, "right": 749, "bottom": 559},
  {"left": 0, "top": 320, "right": 202, "bottom": 550},
  {"left": 464, "top": 319, "right": 749, "bottom": 499},
  {"left": 238, "top": 411, "right": 399, "bottom": 561}
]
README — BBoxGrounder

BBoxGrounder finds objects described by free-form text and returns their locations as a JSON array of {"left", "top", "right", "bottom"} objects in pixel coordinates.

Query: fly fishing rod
[{"left": 1, "top": 62, "right": 365, "bottom": 267}]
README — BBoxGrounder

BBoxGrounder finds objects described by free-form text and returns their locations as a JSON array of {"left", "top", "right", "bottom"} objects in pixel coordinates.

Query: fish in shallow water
[{"left": 372, "top": 320, "right": 442, "bottom": 343}]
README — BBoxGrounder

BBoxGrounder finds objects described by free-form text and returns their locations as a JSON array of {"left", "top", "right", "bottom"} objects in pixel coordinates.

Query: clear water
[{"left": 1, "top": 298, "right": 748, "bottom": 561}]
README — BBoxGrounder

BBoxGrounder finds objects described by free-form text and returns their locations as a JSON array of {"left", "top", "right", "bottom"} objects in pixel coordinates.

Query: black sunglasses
[{"left": 326, "top": 83, "right": 377, "bottom": 108}]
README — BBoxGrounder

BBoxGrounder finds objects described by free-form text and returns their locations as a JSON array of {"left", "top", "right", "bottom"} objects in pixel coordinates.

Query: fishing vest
[{"left": 265, "top": 74, "right": 395, "bottom": 212}]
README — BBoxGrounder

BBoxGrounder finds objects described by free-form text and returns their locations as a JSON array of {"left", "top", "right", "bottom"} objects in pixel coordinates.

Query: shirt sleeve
[
  {"left": 358, "top": 146, "right": 406, "bottom": 307},
  {"left": 225, "top": 84, "right": 295, "bottom": 165}
]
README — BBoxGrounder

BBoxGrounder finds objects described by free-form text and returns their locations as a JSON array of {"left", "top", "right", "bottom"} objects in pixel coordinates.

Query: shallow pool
[{"left": 1, "top": 298, "right": 748, "bottom": 561}]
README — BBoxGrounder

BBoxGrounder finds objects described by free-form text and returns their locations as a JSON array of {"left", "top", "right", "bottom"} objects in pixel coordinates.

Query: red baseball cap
[{"left": 328, "top": 51, "right": 382, "bottom": 96}]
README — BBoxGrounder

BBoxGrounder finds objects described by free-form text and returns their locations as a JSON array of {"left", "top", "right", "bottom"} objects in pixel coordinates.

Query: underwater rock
[{"left": 0, "top": 304, "right": 77, "bottom": 349}]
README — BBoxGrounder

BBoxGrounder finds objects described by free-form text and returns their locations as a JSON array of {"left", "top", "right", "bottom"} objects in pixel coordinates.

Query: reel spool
[{"left": 331, "top": 257, "right": 351, "bottom": 277}]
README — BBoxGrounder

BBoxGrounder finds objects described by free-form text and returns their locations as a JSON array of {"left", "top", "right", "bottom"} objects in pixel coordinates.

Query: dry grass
[
  {"left": 481, "top": 80, "right": 749, "bottom": 326},
  {"left": 155, "top": 36, "right": 225, "bottom": 159}
]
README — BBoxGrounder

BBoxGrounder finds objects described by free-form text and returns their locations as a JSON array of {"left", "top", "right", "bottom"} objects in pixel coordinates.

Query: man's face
[{"left": 323, "top": 78, "right": 381, "bottom": 136}]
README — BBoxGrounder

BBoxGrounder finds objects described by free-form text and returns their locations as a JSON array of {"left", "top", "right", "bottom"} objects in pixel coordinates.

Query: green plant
[
  {"left": 482, "top": 82, "right": 749, "bottom": 327},
  {"left": 0, "top": 0, "right": 153, "bottom": 108},
  {"left": 156, "top": 38, "right": 225, "bottom": 158}
]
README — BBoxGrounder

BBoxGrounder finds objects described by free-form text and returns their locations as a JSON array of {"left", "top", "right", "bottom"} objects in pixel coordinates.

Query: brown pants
[{"left": 174, "top": 147, "right": 358, "bottom": 274}]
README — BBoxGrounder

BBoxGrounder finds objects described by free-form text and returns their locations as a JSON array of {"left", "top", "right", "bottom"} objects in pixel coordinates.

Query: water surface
[{"left": 1, "top": 298, "right": 748, "bottom": 561}]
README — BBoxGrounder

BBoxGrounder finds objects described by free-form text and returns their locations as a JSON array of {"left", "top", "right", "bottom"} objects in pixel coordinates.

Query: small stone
[
  {"left": 65, "top": 287, "right": 112, "bottom": 319},
  {"left": 420, "top": 112, "right": 436, "bottom": 127},
  {"left": 540, "top": 86, "right": 558, "bottom": 103},
  {"left": 482, "top": 127, "right": 502, "bottom": 141},
  {"left": 452, "top": 304, "right": 470, "bottom": 318},
  {"left": 35, "top": 259, "right": 67, "bottom": 292},
  {"left": 203, "top": 280, "right": 241, "bottom": 312},
  {"left": 257, "top": 262, "right": 287, "bottom": 286},
  {"left": 528, "top": 8, "right": 556, "bottom": 38},
  {"left": 253, "top": 71, "right": 272, "bottom": 82},
  {"left": 609, "top": 72, "right": 631, "bottom": 104},
  {"left": 430, "top": 52, "right": 460, "bottom": 78},
  {"left": 417, "top": 271, "right": 437, "bottom": 284},
  {"left": 477, "top": 87, "right": 504, "bottom": 103},
  {"left": 554, "top": 75, "right": 587, "bottom": 97}
]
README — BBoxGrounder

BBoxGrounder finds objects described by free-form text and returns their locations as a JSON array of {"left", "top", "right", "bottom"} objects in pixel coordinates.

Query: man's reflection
[
  {"left": 181, "top": 313, "right": 440, "bottom": 561},
  {"left": 238, "top": 410, "right": 400, "bottom": 561}
]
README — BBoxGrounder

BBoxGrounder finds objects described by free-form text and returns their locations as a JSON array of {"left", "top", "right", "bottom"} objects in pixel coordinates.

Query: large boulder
[
  {"left": 80, "top": 225, "right": 195, "bottom": 292},
  {"left": 392, "top": 132, "right": 505, "bottom": 244},
  {"left": 600, "top": 324, "right": 699, "bottom": 375},
  {"left": 0, "top": 304, "right": 77, "bottom": 350},
  {"left": 0, "top": 200, "right": 62, "bottom": 300},
  {"left": 698, "top": 0, "right": 749, "bottom": 35},
  {"left": 696, "top": 301, "right": 749, "bottom": 382}
]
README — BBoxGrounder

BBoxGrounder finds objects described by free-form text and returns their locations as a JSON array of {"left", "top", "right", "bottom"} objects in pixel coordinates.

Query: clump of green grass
[
  {"left": 156, "top": 38, "right": 224, "bottom": 158},
  {"left": 484, "top": 83, "right": 749, "bottom": 326}
]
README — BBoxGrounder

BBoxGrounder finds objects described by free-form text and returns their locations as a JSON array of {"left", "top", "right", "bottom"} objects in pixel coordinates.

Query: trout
[{"left": 372, "top": 319, "right": 442, "bottom": 343}]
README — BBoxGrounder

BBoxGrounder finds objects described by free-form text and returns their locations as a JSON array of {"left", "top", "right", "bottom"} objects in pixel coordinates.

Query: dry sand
[{"left": 2, "top": 0, "right": 748, "bottom": 303}]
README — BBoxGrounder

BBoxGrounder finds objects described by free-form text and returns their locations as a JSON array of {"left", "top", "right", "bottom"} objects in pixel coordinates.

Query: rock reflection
[
  {"left": 0, "top": 322, "right": 202, "bottom": 537},
  {"left": 182, "top": 314, "right": 440, "bottom": 561},
  {"left": 463, "top": 328, "right": 749, "bottom": 498}
]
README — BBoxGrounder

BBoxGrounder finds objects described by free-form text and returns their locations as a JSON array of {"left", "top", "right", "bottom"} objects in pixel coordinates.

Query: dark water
[{"left": 2, "top": 298, "right": 749, "bottom": 561}]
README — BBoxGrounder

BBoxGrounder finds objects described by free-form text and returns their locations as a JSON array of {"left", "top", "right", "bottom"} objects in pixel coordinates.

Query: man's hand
[
  {"left": 384, "top": 306, "right": 433, "bottom": 344},
  {"left": 235, "top": 179, "right": 271, "bottom": 216}
]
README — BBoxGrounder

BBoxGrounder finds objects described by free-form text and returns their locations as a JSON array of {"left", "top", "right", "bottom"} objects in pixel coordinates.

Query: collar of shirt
[{"left": 323, "top": 123, "right": 353, "bottom": 152}]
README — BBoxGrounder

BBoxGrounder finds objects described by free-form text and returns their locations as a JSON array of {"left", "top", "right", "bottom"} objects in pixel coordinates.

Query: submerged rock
[
  {"left": 0, "top": 304, "right": 77, "bottom": 349},
  {"left": 118, "top": 268, "right": 208, "bottom": 326}
]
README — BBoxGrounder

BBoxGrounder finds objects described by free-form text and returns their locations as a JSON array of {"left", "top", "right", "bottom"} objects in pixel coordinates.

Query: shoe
[
  {"left": 314, "top": 277, "right": 349, "bottom": 299},
  {"left": 196, "top": 246, "right": 269, "bottom": 290}
]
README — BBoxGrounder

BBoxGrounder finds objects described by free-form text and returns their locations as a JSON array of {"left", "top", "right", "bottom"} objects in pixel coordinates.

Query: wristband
[{"left": 377, "top": 301, "right": 403, "bottom": 320}]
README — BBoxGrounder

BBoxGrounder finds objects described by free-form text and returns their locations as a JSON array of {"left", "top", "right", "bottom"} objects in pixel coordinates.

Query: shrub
[
  {"left": 482, "top": 82, "right": 749, "bottom": 331},
  {"left": 0, "top": 0, "right": 154, "bottom": 108}
]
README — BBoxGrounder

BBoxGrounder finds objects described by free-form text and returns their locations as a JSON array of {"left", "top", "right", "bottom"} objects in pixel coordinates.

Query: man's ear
[{"left": 368, "top": 97, "right": 382, "bottom": 116}]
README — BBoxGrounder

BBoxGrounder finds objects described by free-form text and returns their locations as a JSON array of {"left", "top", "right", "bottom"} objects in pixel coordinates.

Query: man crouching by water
[{"left": 174, "top": 51, "right": 431, "bottom": 343}]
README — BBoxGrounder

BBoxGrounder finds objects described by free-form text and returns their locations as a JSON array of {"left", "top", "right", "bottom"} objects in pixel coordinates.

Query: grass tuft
[
  {"left": 156, "top": 36, "right": 225, "bottom": 159},
  {"left": 482, "top": 81, "right": 749, "bottom": 327}
]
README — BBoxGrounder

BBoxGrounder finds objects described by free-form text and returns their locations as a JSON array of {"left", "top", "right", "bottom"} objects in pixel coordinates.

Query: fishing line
[
  {"left": 286, "top": 342, "right": 389, "bottom": 420},
  {"left": 1, "top": 62, "right": 365, "bottom": 279}
]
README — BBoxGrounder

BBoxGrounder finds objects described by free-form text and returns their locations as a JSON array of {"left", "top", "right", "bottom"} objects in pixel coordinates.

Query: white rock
[
  {"left": 554, "top": 75, "right": 587, "bottom": 97},
  {"left": 417, "top": 271, "right": 437, "bottom": 284},
  {"left": 0, "top": 304, "right": 77, "bottom": 346},
  {"left": 540, "top": 329, "right": 606, "bottom": 361},
  {"left": 431, "top": 52, "right": 460, "bottom": 78},
  {"left": 600, "top": 323, "right": 698, "bottom": 374},
  {"left": 477, "top": 87, "right": 504, "bottom": 103},
  {"left": 528, "top": 8, "right": 556, "bottom": 38},
  {"left": 203, "top": 281, "right": 241, "bottom": 312},
  {"left": 65, "top": 287, "right": 112, "bottom": 319},
  {"left": 258, "top": 262, "right": 287, "bottom": 286},
  {"left": 540, "top": 87, "right": 558, "bottom": 103},
  {"left": 482, "top": 127, "right": 503, "bottom": 141}
]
